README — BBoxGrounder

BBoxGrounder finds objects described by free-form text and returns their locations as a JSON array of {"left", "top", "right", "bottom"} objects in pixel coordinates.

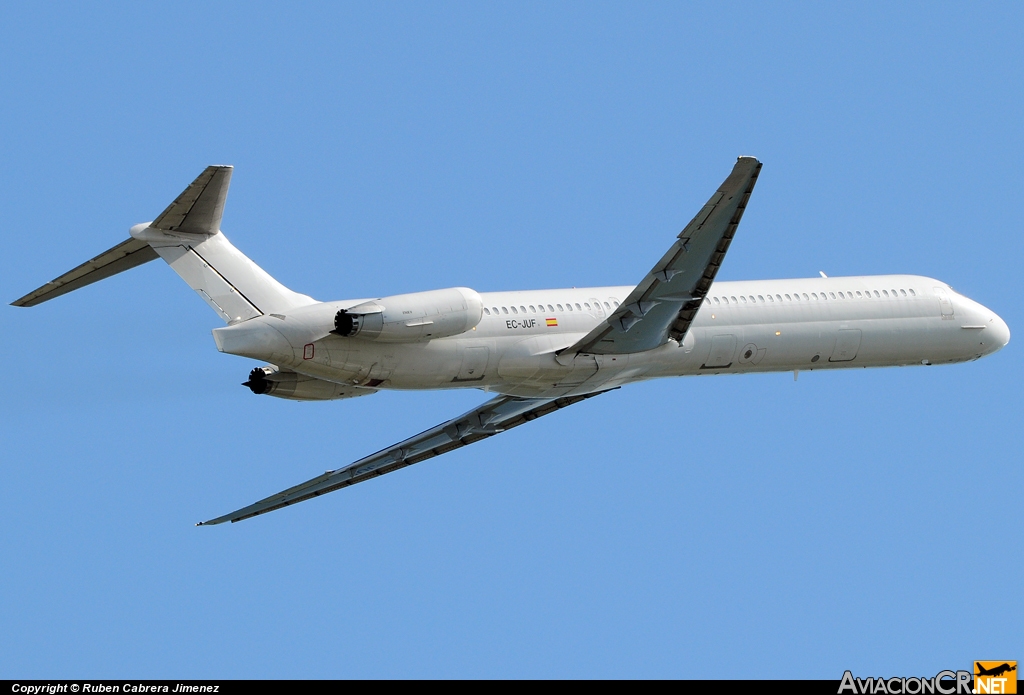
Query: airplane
[
  {"left": 11, "top": 157, "right": 1010, "bottom": 525},
  {"left": 975, "top": 663, "right": 1016, "bottom": 678}
]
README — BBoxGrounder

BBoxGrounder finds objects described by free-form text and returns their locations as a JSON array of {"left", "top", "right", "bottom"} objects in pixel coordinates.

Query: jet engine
[
  {"left": 333, "top": 287, "right": 483, "bottom": 342},
  {"left": 243, "top": 366, "right": 375, "bottom": 401}
]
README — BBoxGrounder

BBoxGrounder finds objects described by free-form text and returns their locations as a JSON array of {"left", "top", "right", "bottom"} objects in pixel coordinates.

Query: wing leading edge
[
  {"left": 198, "top": 390, "right": 611, "bottom": 525},
  {"left": 563, "top": 156, "right": 762, "bottom": 356}
]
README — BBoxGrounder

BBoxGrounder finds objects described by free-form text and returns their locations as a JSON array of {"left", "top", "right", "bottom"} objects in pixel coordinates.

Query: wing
[
  {"left": 564, "top": 156, "right": 762, "bottom": 355},
  {"left": 11, "top": 237, "right": 159, "bottom": 307},
  {"left": 198, "top": 390, "right": 610, "bottom": 525}
]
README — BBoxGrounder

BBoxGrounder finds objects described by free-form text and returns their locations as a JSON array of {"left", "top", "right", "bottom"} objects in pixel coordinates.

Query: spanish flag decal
[{"left": 546, "top": 318, "right": 558, "bottom": 327}]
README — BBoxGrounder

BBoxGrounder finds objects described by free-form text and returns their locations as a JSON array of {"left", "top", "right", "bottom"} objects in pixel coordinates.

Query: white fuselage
[{"left": 214, "top": 274, "right": 1009, "bottom": 400}]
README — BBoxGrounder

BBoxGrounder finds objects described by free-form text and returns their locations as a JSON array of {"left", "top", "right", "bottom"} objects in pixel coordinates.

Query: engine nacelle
[
  {"left": 334, "top": 287, "right": 483, "bottom": 342},
  {"left": 243, "top": 366, "right": 374, "bottom": 401}
]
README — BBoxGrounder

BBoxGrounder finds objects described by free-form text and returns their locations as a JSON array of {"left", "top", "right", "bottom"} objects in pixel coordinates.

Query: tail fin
[{"left": 12, "top": 166, "right": 315, "bottom": 322}]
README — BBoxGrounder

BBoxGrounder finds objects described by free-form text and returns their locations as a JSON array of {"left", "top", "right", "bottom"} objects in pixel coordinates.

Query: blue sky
[{"left": 1, "top": 2, "right": 1020, "bottom": 678}]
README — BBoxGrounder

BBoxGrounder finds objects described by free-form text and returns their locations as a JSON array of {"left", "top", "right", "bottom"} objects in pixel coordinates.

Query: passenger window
[
  {"left": 575, "top": 303, "right": 582, "bottom": 310},
  {"left": 838, "top": 292, "right": 845, "bottom": 299},
  {"left": 603, "top": 302, "right": 610, "bottom": 309},
  {"left": 776, "top": 295, "right": 783, "bottom": 302},
  {"left": 731, "top": 296, "right": 738, "bottom": 303},
  {"left": 900, "top": 289, "right": 907, "bottom": 296},
  {"left": 529, "top": 305, "right": 535, "bottom": 312},
  {"left": 613, "top": 301, "right": 620, "bottom": 307},
  {"left": 855, "top": 291, "right": 862, "bottom": 298},
  {"left": 584, "top": 303, "right": 591, "bottom": 310},
  {"left": 909, "top": 289, "right": 916, "bottom": 296},
  {"left": 767, "top": 295, "right": 774, "bottom": 302},
  {"left": 557, "top": 304, "right": 563, "bottom": 311},
  {"left": 784, "top": 294, "right": 791, "bottom": 300},
  {"left": 502, "top": 307, "right": 509, "bottom": 314},
  {"left": 567, "top": 304, "right": 573, "bottom": 311},
  {"left": 740, "top": 296, "right": 747, "bottom": 303},
  {"left": 713, "top": 297, "right": 720, "bottom": 304},
  {"left": 748, "top": 296, "right": 755, "bottom": 303},
  {"left": 758, "top": 295, "right": 765, "bottom": 302},
  {"left": 483, "top": 308, "right": 490, "bottom": 315},
  {"left": 511, "top": 306, "right": 518, "bottom": 314},
  {"left": 890, "top": 289, "right": 897, "bottom": 296},
  {"left": 882, "top": 290, "right": 889, "bottom": 297},
  {"left": 811, "top": 293, "right": 817, "bottom": 300},
  {"left": 829, "top": 292, "right": 836, "bottom": 299},
  {"left": 873, "top": 290, "right": 879, "bottom": 297}
]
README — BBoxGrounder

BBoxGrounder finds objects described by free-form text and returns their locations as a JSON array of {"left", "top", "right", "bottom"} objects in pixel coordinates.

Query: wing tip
[{"left": 196, "top": 518, "right": 228, "bottom": 527}]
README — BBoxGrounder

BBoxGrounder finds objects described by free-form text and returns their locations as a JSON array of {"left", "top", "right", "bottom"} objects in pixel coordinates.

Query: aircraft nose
[{"left": 988, "top": 312, "right": 1010, "bottom": 352}]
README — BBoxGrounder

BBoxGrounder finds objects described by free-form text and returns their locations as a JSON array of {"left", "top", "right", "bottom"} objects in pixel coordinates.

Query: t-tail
[{"left": 11, "top": 165, "right": 315, "bottom": 321}]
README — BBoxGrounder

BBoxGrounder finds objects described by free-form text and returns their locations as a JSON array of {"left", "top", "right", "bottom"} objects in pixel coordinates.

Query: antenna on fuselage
[{"left": 819, "top": 271, "right": 828, "bottom": 278}]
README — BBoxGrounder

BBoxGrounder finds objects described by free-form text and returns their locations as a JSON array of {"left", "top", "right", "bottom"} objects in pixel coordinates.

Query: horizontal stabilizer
[
  {"left": 11, "top": 237, "right": 158, "bottom": 307},
  {"left": 152, "top": 165, "right": 233, "bottom": 235}
]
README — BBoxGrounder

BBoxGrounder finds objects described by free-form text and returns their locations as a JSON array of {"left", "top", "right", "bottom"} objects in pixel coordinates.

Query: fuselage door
[
  {"left": 454, "top": 345, "right": 489, "bottom": 382},
  {"left": 829, "top": 329, "right": 862, "bottom": 362},
  {"left": 934, "top": 287, "right": 954, "bottom": 319},
  {"left": 701, "top": 334, "right": 736, "bottom": 369}
]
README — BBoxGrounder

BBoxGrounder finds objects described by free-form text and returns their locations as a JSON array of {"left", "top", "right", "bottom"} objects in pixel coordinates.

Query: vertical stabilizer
[{"left": 131, "top": 166, "right": 315, "bottom": 322}]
